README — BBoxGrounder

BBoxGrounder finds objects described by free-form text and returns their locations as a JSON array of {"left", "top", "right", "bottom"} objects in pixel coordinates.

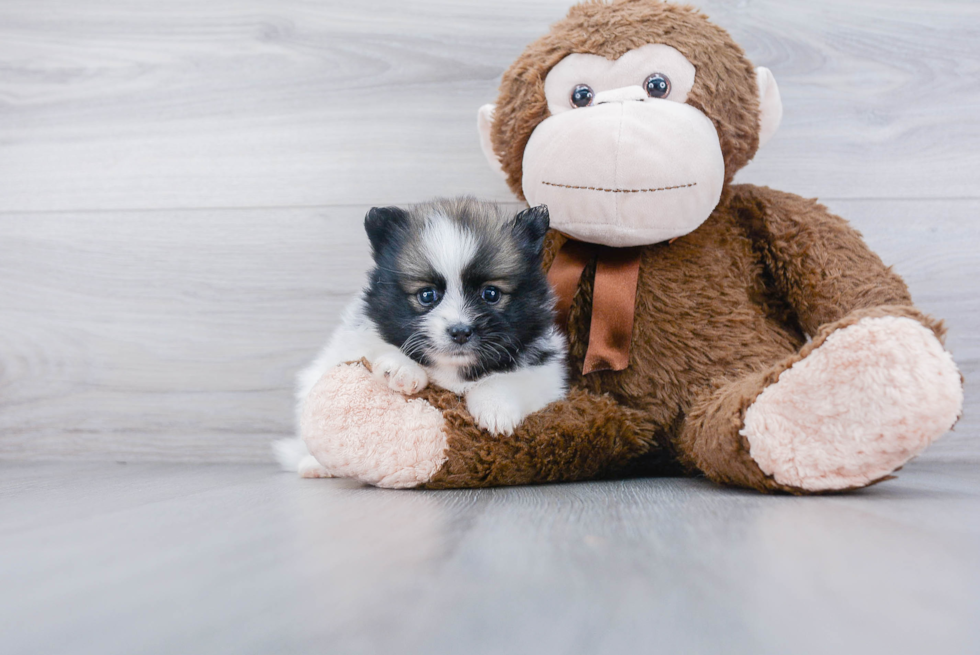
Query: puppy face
[{"left": 363, "top": 197, "right": 552, "bottom": 379}]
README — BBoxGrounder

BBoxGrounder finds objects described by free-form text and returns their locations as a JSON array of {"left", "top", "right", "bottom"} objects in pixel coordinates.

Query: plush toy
[{"left": 300, "top": 0, "right": 963, "bottom": 493}]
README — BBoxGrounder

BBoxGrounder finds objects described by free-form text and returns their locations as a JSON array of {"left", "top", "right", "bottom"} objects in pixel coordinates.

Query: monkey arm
[
  {"left": 300, "top": 359, "right": 666, "bottom": 489},
  {"left": 420, "top": 386, "right": 665, "bottom": 489},
  {"left": 736, "top": 184, "right": 946, "bottom": 339}
]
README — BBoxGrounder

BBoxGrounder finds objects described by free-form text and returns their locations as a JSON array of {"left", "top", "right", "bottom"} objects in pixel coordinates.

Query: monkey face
[
  {"left": 521, "top": 45, "right": 724, "bottom": 248},
  {"left": 478, "top": 2, "right": 784, "bottom": 249}
]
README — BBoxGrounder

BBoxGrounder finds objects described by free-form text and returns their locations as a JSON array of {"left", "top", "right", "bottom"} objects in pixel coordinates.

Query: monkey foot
[
  {"left": 300, "top": 362, "right": 449, "bottom": 488},
  {"left": 741, "top": 316, "right": 963, "bottom": 491}
]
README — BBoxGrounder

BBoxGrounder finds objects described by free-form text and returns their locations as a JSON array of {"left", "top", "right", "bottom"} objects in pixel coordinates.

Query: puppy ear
[
  {"left": 364, "top": 206, "right": 409, "bottom": 256},
  {"left": 512, "top": 204, "right": 550, "bottom": 256}
]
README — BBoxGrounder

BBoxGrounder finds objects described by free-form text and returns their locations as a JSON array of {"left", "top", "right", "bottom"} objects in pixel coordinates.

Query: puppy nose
[{"left": 448, "top": 324, "right": 474, "bottom": 344}]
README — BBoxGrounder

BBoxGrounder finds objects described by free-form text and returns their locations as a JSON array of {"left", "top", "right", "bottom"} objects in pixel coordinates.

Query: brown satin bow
[{"left": 547, "top": 238, "right": 642, "bottom": 374}]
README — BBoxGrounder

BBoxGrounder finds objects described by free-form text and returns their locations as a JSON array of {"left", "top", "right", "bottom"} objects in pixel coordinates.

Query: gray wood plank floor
[{"left": 2, "top": 461, "right": 979, "bottom": 655}]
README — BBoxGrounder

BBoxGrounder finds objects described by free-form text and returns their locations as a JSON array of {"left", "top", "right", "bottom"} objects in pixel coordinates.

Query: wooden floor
[
  {"left": 2, "top": 461, "right": 979, "bottom": 655},
  {"left": 1, "top": 0, "right": 979, "bottom": 652}
]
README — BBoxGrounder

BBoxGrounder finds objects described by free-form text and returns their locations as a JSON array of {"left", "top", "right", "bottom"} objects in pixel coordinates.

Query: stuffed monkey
[{"left": 300, "top": 0, "right": 963, "bottom": 493}]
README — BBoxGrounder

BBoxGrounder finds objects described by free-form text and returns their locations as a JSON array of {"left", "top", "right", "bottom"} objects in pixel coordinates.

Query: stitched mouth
[{"left": 541, "top": 181, "right": 697, "bottom": 194}]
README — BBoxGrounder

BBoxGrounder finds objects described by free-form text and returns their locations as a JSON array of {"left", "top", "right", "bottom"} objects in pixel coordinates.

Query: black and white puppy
[{"left": 283, "top": 197, "right": 567, "bottom": 471}]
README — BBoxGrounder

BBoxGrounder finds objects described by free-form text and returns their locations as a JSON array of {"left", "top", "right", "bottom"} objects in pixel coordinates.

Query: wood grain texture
[
  {"left": 2, "top": 461, "right": 979, "bottom": 655},
  {"left": 0, "top": 0, "right": 978, "bottom": 213},
  {"left": 0, "top": 200, "right": 976, "bottom": 462},
  {"left": 0, "top": 206, "right": 373, "bottom": 460}
]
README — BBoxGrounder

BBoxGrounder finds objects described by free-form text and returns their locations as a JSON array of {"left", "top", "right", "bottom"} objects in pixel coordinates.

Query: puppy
[{"left": 275, "top": 197, "right": 567, "bottom": 474}]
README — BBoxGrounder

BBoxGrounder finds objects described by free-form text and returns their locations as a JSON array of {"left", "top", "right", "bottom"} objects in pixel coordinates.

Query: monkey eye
[
  {"left": 644, "top": 73, "right": 671, "bottom": 99},
  {"left": 480, "top": 286, "right": 501, "bottom": 304},
  {"left": 570, "top": 84, "right": 594, "bottom": 108},
  {"left": 416, "top": 287, "right": 440, "bottom": 307}
]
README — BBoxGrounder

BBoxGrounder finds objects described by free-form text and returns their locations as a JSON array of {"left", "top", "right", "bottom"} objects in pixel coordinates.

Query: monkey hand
[{"left": 301, "top": 362, "right": 448, "bottom": 488}]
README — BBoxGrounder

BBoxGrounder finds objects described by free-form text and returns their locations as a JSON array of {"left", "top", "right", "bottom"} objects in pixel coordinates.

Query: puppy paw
[
  {"left": 465, "top": 386, "right": 526, "bottom": 436},
  {"left": 371, "top": 351, "right": 428, "bottom": 395}
]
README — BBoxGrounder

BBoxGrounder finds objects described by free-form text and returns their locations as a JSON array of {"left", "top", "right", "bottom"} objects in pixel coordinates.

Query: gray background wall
[{"left": 1, "top": 0, "right": 977, "bottom": 462}]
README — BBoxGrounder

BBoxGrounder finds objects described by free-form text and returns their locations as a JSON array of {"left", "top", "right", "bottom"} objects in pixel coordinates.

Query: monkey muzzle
[{"left": 522, "top": 97, "right": 725, "bottom": 248}]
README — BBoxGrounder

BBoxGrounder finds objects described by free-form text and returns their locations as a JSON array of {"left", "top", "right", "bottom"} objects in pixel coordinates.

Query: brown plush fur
[
  {"left": 415, "top": 0, "right": 949, "bottom": 493},
  {"left": 420, "top": 386, "right": 663, "bottom": 489},
  {"left": 677, "top": 301, "right": 944, "bottom": 493}
]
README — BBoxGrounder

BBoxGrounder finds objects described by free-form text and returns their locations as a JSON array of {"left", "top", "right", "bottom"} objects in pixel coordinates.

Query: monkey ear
[
  {"left": 755, "top": 67, "right": 783, "bottom": 149},
  {"left": 512, "top": 204, "right": 550, "bottom": 256},
  {"left": 477, "top": 104, "right": 507, "bottom": 180},
  {"left": 364, "top": 206, "right": 409, "bottom": 257}
]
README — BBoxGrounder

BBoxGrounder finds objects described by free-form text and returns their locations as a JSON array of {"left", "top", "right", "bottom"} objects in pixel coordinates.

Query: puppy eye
[
  {"left": 644, "top": 73, "right": 671, "bottom": 99},
  {"left": 480, "top": 286, "right": 501, "bottom": 304},
  {"left": 417, "top": 287, "right": 440, "bottom": 306},
  {"left": 570, "top": 84, "right": 594, "bottom": 108}
]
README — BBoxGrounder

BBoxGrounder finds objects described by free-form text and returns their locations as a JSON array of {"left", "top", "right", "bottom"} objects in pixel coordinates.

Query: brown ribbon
[{"left": 547, "top": 238, "right": 643, "bottom": 374}]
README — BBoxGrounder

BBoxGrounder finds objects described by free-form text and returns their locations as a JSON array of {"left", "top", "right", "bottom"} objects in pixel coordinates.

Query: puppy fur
[{"left": 274, "top": 197, "right": 567, "bottom": 473}]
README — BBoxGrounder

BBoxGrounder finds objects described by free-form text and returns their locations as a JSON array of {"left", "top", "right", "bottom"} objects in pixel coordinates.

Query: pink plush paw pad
[
  {"left": 742, "top": 316, "right": 963, "bottom": 491},
  {"left": 300, "top": 363, "right": 449, "bottom": 489}
]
